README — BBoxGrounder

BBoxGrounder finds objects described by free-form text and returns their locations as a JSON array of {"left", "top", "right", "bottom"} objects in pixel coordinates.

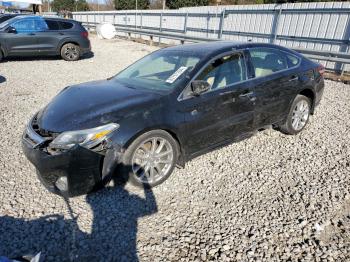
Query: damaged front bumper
[{"left": 22, "top": 121, "right": 121, "bottom": 197}]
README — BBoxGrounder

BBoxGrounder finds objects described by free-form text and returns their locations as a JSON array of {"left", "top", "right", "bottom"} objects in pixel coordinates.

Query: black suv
[{"left": 0, "top": 15, "right": 91, "bottom": 61}]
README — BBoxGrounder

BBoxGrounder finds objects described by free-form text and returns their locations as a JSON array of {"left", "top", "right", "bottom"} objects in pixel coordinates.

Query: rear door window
[
  {"left": 34, "top": 18, "right": 48, "bottom": 31},
  {"left": 45, "top": 19, "right": 60, "bottom": 30},
  {"left": 249, "top": 48, "right": 288, "bottom": 78},
  {"left": 59, "top": 21, "right": 73, "bottom": 30}
]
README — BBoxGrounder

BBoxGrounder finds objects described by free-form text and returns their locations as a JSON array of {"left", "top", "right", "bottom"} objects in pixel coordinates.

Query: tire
[
  {"left": 118, "top": 130, "right": 179, "bottom": 188},
  {"left": 279, "top": 94, "right": 311, "bottom": 135},
  {"left": 60, "top": 43, "right": 81, "bottom": 61}
]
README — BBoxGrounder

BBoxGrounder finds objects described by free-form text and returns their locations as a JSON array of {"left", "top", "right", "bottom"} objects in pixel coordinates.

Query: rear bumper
[
  {"left": 81, "top": 45, "right": 91, "bottom": 55},
  {"left": 22, "top": 138, "right": 103, "bottom": 197},
  {"left": 80, "top": 39, "right": 91, "bottom": 55},
  {"left": 315, "top": 78, "right": 325, "bottom": 108}
]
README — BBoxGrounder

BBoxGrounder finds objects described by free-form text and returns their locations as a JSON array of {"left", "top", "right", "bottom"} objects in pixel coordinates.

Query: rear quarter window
[
  {"left": 59, "top": 21, "right": 74, "bottom": 30},
  {"left": 249, "top": 48, "right": 288, "bottom": 78}
]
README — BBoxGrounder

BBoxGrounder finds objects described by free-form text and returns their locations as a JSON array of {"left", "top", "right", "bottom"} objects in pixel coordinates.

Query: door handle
[
  {"left": 239, "top": 91, "right": 256, "bottom": 102},
  {"left": 239, "top": 91, "right": 254, "bottom": 98},
  {"left": 289, "top": 75, "right": 299, "bottom": 82}
]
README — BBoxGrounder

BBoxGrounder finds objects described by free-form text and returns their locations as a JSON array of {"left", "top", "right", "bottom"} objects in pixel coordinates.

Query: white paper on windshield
[{"left": 166, "top": 67, "right": 188, "bottom": 83}]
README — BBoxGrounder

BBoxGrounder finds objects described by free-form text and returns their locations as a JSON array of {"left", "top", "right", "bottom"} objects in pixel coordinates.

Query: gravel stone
[{"left": 0, "top": 36, "right": 349, "bottom": 261}]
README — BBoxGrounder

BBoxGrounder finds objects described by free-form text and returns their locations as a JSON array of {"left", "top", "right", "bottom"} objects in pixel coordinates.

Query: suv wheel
[
  {"left": 119, "top": 130, "right": 179, "bottom": 188},
  {"left": 61, "top": 43, "right": 81, "bottom": 61},
  {"left": 280, "top": 94, "right": 311, "bottom": 135}
]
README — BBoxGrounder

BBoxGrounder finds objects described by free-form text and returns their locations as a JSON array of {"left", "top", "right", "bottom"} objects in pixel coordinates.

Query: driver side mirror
[
  {"left": 7, "top": 26, "right": 17, "bottom": 34},
  {"left": 191, "top": 80, "right": 211, "bottom": 96}
]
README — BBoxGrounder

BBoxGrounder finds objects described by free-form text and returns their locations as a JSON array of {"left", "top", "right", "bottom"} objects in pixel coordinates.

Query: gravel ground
[{"left": 0, "top": 36, "right": 349, "bottom": 262}]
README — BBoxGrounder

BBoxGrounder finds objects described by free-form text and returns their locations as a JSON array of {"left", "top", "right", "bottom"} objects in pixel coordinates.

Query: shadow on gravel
[
  {"left": 2, "top": 52, "right": 94, "bottom": 62},
  {"left": 0, "top": 76, "right": 6, "bottom": 84},
  {"left": 0, "top": 171, "right": 157, "bottom": 262}
]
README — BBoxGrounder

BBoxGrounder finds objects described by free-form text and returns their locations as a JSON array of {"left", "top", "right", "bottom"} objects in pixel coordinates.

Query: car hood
[{"left": 36, "top": 80, "right": 161, "bottom": 133}]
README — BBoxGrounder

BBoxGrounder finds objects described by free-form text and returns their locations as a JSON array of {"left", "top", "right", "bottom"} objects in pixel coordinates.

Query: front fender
[{"left": 101, "top": 146, "right": 123, "bottom": 181}]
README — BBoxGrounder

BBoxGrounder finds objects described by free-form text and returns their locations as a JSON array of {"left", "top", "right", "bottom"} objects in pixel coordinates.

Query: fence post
[
  {"left": 184, "top": 12, "right": 188, "bottom": 34},
  {"left": 270, "top": 5, "right": 282, "bottom": 44},
  {"left": 94, "top": 13, "right": 96, "bottom": 25},
  {"left": 336, "top": 15, "right": 350, "bottom": 74},
  {"left": 159, "top": 12, "right": 163, "bottom": 44},
  {"left": 113, "top": 14, "right": 115, "bottom": 25},
  {"left": 140, "top": 12, "right": 143, "bottom": 29},
  {"left": 218, "top": 9, "right": 225, "bottom": 39},
  {"left": 160, "top": 12, "right": 163, "bottom": 32},
  {"left": 206, "top": 12, "right": 210, "bottom": 38}
]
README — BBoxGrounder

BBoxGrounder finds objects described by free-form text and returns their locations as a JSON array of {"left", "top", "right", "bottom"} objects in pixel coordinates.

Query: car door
[
  {"left": 247, "top": 47, "right": 301, "bottom": 128},
  {"left": 4, "top": 18, "right": 40, "bottom": 55},
  {"left": 178, "top": 51, "right": 256, "bottom": 156},
  {"left": 34, "top": 19, "right": 68, "bottom": 54}
]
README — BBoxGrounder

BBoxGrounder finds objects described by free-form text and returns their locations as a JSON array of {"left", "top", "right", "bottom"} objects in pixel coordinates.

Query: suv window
[
  {"left": 59, "top": 21, "right": 73, "bottom": 30},
  {"left": 34, "top": 19, "right": 48, "bottom": 31},
  {"left": 12, "top": 19, "right": 35, "bottom": 33},
  {"left": 12, "top": 18, "right": 48, "bottom": 33},
  {"left": 249, "top": 48, "right": 288, "bottom": 78},
  {"left": 196, "top": 52, "right": 247, "bottom": 90},
  {"left": 45, "top": 19, "right": 60, "bottom": 30}
]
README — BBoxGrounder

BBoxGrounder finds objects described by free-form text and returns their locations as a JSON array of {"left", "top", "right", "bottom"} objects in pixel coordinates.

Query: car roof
[
  {"left": 163, "top": 41, "right": 301, "bottom": 58},
  {"left": 5, "top": 15, "right": 78, "bottom": 23}
]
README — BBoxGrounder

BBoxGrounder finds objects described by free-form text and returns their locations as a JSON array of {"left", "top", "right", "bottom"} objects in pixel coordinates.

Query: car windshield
[
  {"left": 113, "top": 50, "right": 202, "bottom": 91},
  {"left": 0, "top": 16, "right": 19, "bottom": 29}
]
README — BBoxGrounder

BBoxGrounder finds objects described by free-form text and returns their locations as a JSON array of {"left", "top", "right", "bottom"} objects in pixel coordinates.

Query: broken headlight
[{"left": 49, "top": 123, "right": 119, "bottom": 150}]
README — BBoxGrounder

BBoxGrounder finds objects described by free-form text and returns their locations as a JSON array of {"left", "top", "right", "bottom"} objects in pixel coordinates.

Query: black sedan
[
  {"left": 0, "top": 15, "right": 90, "bottom": 61},
  {"left": 22, "top": 41, "right": 324, "bottom": 197}
]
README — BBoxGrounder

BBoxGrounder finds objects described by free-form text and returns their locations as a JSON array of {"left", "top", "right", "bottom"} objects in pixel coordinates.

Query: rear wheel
[
  {"left": 119, "top": 130, "right": 179, "bottom": 188},
  {"left": 279, "top": 94, "right": 311, "bottom": 135},
  {"left": 60, "top": 43, "right": 80, "bottom": 61}
]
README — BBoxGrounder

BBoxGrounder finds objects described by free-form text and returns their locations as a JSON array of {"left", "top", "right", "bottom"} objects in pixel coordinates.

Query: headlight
[{"left": 50, "top": 123, "right": 119, "bottom": 150}]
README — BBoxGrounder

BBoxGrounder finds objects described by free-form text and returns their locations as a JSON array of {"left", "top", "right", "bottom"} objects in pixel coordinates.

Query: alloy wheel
[
  {"left": 131, "top": 137, "right": 174, "bottom": 184},
  {"left": 64, "top": 45, "right": 79, "bottom": 60},
  {"left": 291, "top": 100, "right": 309, "bottom": 131}
]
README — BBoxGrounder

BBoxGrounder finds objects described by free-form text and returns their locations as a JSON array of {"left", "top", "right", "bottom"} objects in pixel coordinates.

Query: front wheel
[
  {"left": 119, "top": 130, "right": 179, "bottom": 188},
  {"left": 279, "top": 94, "right": 311, "bottom": 135},
  {"left": 60, "top": 43, "right": 81, "bottom": 61}
]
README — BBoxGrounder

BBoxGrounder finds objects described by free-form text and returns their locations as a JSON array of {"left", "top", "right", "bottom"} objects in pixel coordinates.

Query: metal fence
[{"left": 72, "top": 2, "right": 350, "bottom": 73}]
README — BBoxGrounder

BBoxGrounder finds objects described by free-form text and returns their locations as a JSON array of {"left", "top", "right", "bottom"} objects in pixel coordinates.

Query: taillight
[
  {"left": 81, "top": 31, "right": 88, "bottom": 38},
  {"left": 317, "top": 65, "right": 325, "bottom": 76}
]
